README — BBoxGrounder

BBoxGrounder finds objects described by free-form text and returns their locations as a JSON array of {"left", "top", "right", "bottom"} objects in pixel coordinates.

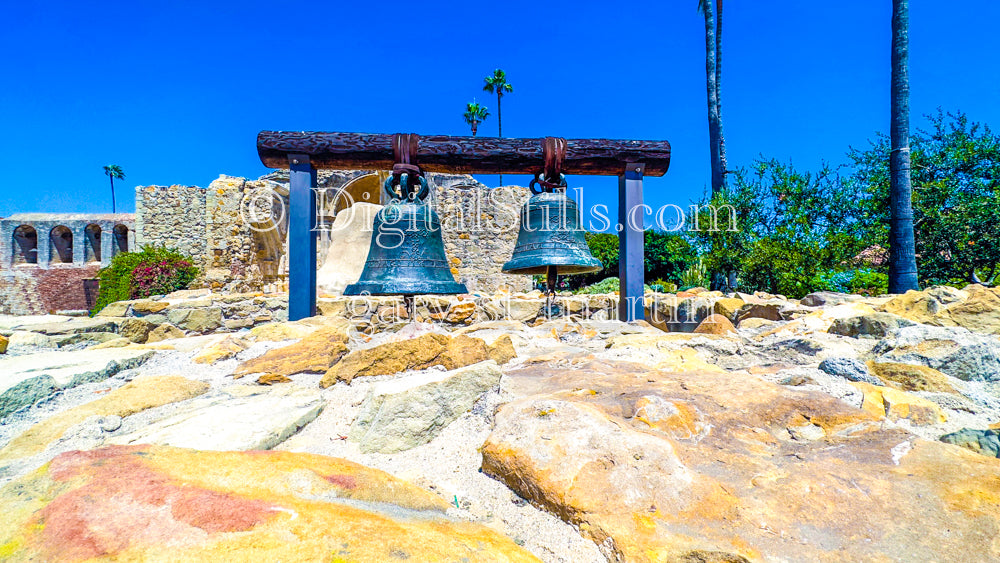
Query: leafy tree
[
  {"left": 889, "top": 0, "right": 919, "bottom": 292},
  {"left": 849, "top": 111, "right": 1000, "bottom": 286},
  {"left": 574, "top": 231, "right": 696, "bottom": 290},
  {"left": 103, "top": 164, "right": 125, "bottom": 214},
  {"left": 463, "top": 101, "right": 489, "bottom": 136},
  {"left": 692, "top": 158, "right": 869, "bottom": 298},
  {"left": 483, "top": 69, "right": 514, "bottom": 183},
  {"left": 93, "top": 245, "right": 199, "bottom": 315}
]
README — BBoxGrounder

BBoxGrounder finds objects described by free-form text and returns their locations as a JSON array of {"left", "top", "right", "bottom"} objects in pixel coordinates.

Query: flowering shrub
[{"left": 93, "top": 246, "right": 199, "bottom": 314}]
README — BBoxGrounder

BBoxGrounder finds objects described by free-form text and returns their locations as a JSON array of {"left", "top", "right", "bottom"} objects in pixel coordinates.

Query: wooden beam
[{"left": 257, "top": 132, "right": 671, "bottom": 177}]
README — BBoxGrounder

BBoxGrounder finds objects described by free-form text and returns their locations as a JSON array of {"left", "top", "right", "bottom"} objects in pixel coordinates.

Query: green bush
[
  {"left": 575, "top": 277, "right": 621, "bottom": 295},
  {"left": 93, "top": 246, "right": 199, "bottom": 314}
]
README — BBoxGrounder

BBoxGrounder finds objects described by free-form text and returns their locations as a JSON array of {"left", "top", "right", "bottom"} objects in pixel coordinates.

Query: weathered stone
[
  {"left": 736, "top": 302, "right": 784, "bottom": 324},
  {"left": 0, "top": 348, "right": 154, "bottom": 419},
  {"left": 800, "top": 291, "right": 862, "bottom": 307},
  {"left": 6, "top": 331, "right": 55, "bottom": 349},
  {"left": 693, "top": 313, "right": 736, "bottom": 335},
  {"left": 192, "top": 336, "right": 250, "bottom": 364},
  {"left": 947, "top": 285, "right": 1000, "bottom": 334},
  {"left": 316, "top": 202, "right": 382, "bottom": 296},
  {"left": 110, "top": 385, "right": 324, "bottom": 451},
  {"left": 868, "top": 362, "right": 958, "bottom": 394},
  {"left": 0, "top": 334, "right": 7, "bottom": 354},
  {"left": 257, "top": 373, "right": 292, "bottom": 385},
  {"left": 91, "top": 337, "right": 132, "bottom": 349},
  {"left": 853, "top": 382, "right": 947, "bottom": 425},
  {"left": 247, "top": 319, "right": 322, "bottom": 341},
  {"left": 482, "top": 357, "right": 999, "bottom": 562},
  {"left": 0, "top": 376, "right": 209, "bottom": 463},
  {"left": 146, "top": 323, "right": 186, "bottom": 343},
  {"left": 164, "top": 288, "right": 212, "bottom": 300},
  {"left": 224, "top": 318, "right": 254, "bottom": 330},
  {"left": 52, "top": 331, "right": 121, "bottom": 347},
  {"left": 167, "top": 306, "right": 223, "bottom": 332},
  {"left": 940, "top": 428, "right": 1000, "bottom": 458},
  {"left": 24, "top": 317, "right": 120, "bottom": 335},
  {"left": 350, "top": 360, "right": 502, "bottom": 453},
  {"left": 119, "top": 317, "right": 153, "bottom": 343},
  {"left": 322, "top": 333, "right": 492, "bottom": 386},
  {"left": 95, "top": 300, "right": 135, "bottom": 317},
  {"left": 828, "top": 312, "right": 917, "bottom": 338},
  {"left": 712, "top": 297, "right": 744, "bottom": 321},
  {"left": 0, "top": 445, "right": 537, "bottom": 562},
  {"left": 818, "top": 357, "right": 882, "bottom": 385},
  {"left": 872, "top": 325, "right": 1000, "bottom": 381},
  {"left": 131, "top": 300, "right": 170, "bottom": 314},
  {"left": 737, "top": 317, "right": 777, "bottom": 330},
  {"left": 487, "top": 334, "right": 517, "bottom": 365},
  {"left": 880, "top": 285, "right": 967, "bottom": 325},
  {"left": 234, "top": 324, "right": 349, "bottom": 379}
]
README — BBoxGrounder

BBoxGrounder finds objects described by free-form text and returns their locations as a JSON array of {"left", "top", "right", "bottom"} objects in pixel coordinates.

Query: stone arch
[
  {"left": 50, "top": 225, "right": 73, "bottom": 264},
  {"left": 84, "top": 224, "right": 102, "bottom": 263},
  {"left": 12, "top": 225, "right": 38, "bottom": 265},
  {"left": 113, "top": 224, "right": 129, "bottom": 254}
]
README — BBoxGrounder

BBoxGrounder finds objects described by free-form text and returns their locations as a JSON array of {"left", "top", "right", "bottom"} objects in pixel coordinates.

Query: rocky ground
[{"left": 1, "top": 285, "right": 1000, "bottom": 561}]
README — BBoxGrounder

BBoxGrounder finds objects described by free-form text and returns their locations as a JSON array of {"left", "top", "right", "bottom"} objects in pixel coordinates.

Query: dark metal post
[
  {"left": 288, "top": 154, "right": 317, "bottom": 320},
  {"left": 618, "top": 163, "right": 645, "bottom": 321}
]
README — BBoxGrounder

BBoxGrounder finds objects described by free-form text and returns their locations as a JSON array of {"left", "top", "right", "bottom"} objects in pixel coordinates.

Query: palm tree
[
  {"left": 698, "top": 0, "right": 725, "bottom": 195},
  {"left": 483, "top": 69, "right": 514, "bottom": 184},
  {"left": 103, "top": 165, "right": 125, "bottom": 214},
  {"left": 463, "top": 101, "right": 489, "bottom": 136},
  {"left": 888, "top": 0, "right": 919, "bottom": 292}
]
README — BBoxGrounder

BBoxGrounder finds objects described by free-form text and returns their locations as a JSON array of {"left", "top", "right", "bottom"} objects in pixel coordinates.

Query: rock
[
  {"left": 0, "top": 348, "right": 154, "bottom": 419},
  {"left": 0, "top": 376, "right": 209, "bottom": 463},
  {"left": 828, "top": 312, "right": 917, "bottom": 338},
  {"left": 257, "top": 373, "right": 292, "bottom": 385},
  {"left": 868, "top": 362, "right": 958, "bottom": 394},
  {"left": 0, "top": 334, "right": 7, "bottom": 354},
  {"left": 192, "top": 336, "right": 250, "bottom": 364},
  {"left": 736, "top": 303, "right": 784, "bottom": 324},
  {"left": 94, "top": 300, "right": 135, "bottom": 317},
  {"left": 712, "top": 297, "right": 744, "bottom": 321},
  {"left": 247, "top": 320, "right": 323, "bottom": 342},
  {"left": 131, "top": 299, "right": 170, "bottom": 314},
  {"left": 350, "top": 360, "right": 502, "bottom": 453},
  {"left": 91, "top": 337, "right": 132, "bottom": 349},
  {"left": 316, "top": 202, "right": 383, "bottom": 295},
  {"left": 947, "top": 285, "right": 1000, "bottom": 334},
  {"left": 852, "top": 382, "right": 947, "bottom": 425},
  {"left": 872, "top": 325, "right": 1000, "bottom": 381},
  {"left": 483, "top": 357, "right": 1000, "bottom": 561},
  {"left": 0, "top": 445, "right": 536, "bottom": 562},
  {"left": 322, "top": 333, "right": 492, "bottom": 386},
  {"left": 167, "top": 307, "right": 223, "bottom": 332},
  {"left": 818, "top": 357, "right": 883, "bottom": 385},
  {"left": 224, "top": 318, "right": 254, "bottom": 330},
  {"left": 800, "top": 291, "right": 862, "bottom": 307},
  {"left": 119, "top": 317, "right": 153, "bottom": 343},
  {"left": 693, "top": 313, "right": 736, "bottom": 335},
  {"left": 234, "top": 324, "right": 349, "bottom": 379},
  {"left": 109, "top": 385, "right": 324, "bottom": 451},
  {"left": 940, "top": 428, "right": 1000, "bottom": 458},
  {"left": 6, "top": 330, "right": 55, "bottom": 349},
  {"left": 146, "top": 323, "right": 186, "bottom": 343},
  {"left": 737, "top": 317, "right": 777, "bottom": 330},
  {"left": 880, "top": 285, "right": 967, "bottom": 325},
  {"left": 164, "top": 288, "right": 212, "bottom": 300},
  {"left": 483, "top": 334, "right": 515, "bottom": 364},
  {"left": 23, "top": 316, "right": 120, "bottom": 335},
  {"left": 52, "top": 331, "right": 121, "bottom": 347},
  {"left": 98, "top": 415, "right": 123, "bottom": 432}
]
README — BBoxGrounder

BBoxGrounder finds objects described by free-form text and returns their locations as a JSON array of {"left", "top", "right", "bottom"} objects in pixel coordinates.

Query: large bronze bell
[
  {"left": 502, "top": 174, "right": 603, "bottom": 277},
  {"left": 344, "top": 174, "right": 467, "bottom": 296}
]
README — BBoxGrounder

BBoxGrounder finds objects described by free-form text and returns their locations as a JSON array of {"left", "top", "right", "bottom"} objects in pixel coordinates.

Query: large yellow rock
[
  {"left": 234, "top": 325, "right": 349, "bottom": 379},
  {"left": 0, "top": 445, "right": 538, "bottom": 562},
  {"left": 712, "top": 297, "right": 744, "bottom": 321},
  {"left": 0, "top": 334, "right": 8, "bottom": 354},
  {"left": 868, "top": 361, "right": 958, "bottom": 394},
  {"left": 192, "top": 336, "right": 250, "bottom": 364},
  {"left": 321, "top": 333, "right": 495, "bottom": 386},
  {"left": 482, "top": 357, "right": 999, "bottom": 562},
  {"left": 693, "top": 313, "right": 736, "bottom": 335},
  {"left": 0, "top": 376, "right": 209, "bottom": 463},
  {"left": 947, "top": 285, "right": 1000, "bottom": 334},
  {"left": 852, "top": 382, "right": 947, "bottom": 425}
]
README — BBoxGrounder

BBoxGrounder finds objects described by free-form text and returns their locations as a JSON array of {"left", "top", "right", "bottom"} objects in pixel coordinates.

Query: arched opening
[
  {"left": 50, "top": 225, "right": 73, "bottom": 264},
  {"left": 113, "top": 224, "right": 129, "bottom": 254},
  {"left": 85, "top": 224, "right": 102, "bottom": 262},
  {"left": 12, "top": 225, "right": 38, "bottom": 265}
]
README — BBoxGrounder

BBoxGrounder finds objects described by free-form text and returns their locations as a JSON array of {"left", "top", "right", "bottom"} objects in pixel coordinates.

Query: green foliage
[
  {"left": 849, "top": 110, "right": 1000, "bottom": 286},
  {"left": 482, "top": 69, "right": 514, "bottom": 97},
  {"left": 679, "top": 258, "right": 710, "bottom": 290},
  {"left": 463, "top": 102, "right": 489, "bottom": 127},
  {"left": 692, "top": 158, "right": 869, "bottom": 298},
  {"left": 103, "top": 164, "right": 125, "bottom": 180},
  {"left": 93, "top": 246, "right": 199, "bottom": 314},
  {"left": 574, "top": 277, "right": 620, "bottom": 294},
  {"left": 811, "top": 269, "right": 888, "bottom": 296},
  {"left": 572, "top": 231, "right": 696, "bottom": 290}
]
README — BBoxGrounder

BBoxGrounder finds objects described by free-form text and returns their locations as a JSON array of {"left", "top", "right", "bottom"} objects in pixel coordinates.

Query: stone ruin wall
[{"left": 135, "top": 171, "right": 531, "bottom": 295}]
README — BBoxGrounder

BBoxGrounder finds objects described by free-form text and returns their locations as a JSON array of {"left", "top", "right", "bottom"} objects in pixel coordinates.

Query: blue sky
[{"left": 1, "top": 1, "right": 998, "bottom": 221}]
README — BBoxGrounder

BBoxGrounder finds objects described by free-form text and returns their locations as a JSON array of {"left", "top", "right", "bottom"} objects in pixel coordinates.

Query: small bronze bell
[
  {"left": 344, "top": 174, "right": 467, "bottom": 296},
  {"left": 502, "top": 174, "right": 603, "bottom": 278}
]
